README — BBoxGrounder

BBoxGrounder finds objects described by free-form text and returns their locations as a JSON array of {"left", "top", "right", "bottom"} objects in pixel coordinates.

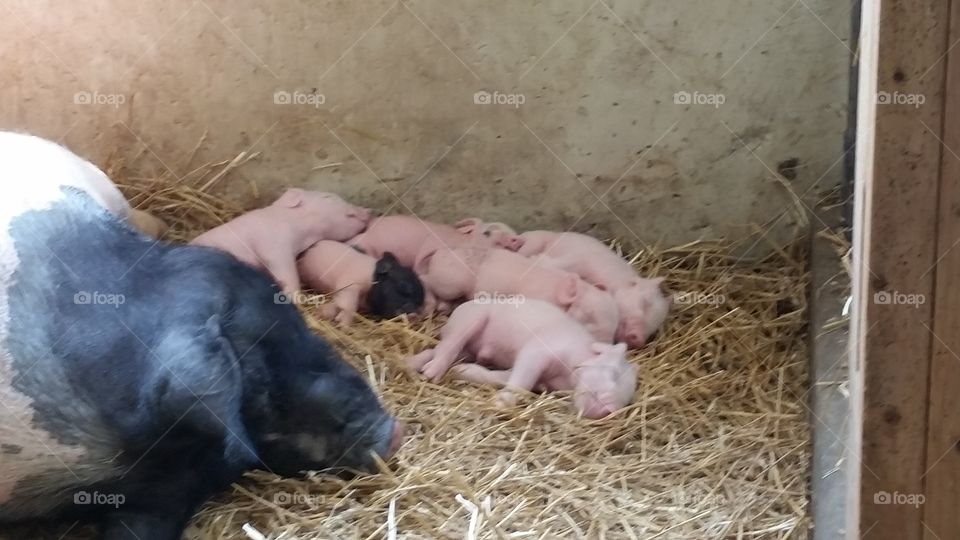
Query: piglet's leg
[
  {"left": 319, "top": 302, "right": 338, "bottom": 320},
  {"left": 420, "top": 313, "right": 489, "bottom": 383},
  {"left": 262, "top": 245, "right": 301, "bottom": 296},
  {"left": 436, "top": 300, "right": 454, "bottom": 315},
  {"left": 450, "top": 363, "right": 511, "bottom": 387},
  {"left": 421, "top": 290, "right": 438, "bottom": 316},
  {"left": 331, "top": 286, "right": 361, "bottom": 326},
  {"left": 408, "top": 348, "right": 436, "bottom": 370},
  {"left": 497, "top": 346, "right": 551, "bottom": 407}
]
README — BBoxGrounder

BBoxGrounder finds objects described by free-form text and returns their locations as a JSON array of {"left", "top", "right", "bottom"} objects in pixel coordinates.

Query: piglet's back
[
  {"left": 458, "top": 298, "right": 593, "bottom": 351},
  {"left": 298, "top": 240, "right": 373, "bottom": 291},
  {"left": 531, "top": 232, "right": 637, "bottom": 289}
]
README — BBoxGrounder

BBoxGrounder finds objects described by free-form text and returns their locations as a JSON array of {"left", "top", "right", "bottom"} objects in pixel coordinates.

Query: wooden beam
[
  {"left": 852, "top": 0, "right": 950, "bottom": 538},
  {"left": 923, "top": 1, "right": 960, "bottom": 537}
]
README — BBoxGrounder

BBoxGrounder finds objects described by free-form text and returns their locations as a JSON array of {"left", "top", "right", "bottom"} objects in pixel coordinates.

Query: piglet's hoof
[
  {"left": 419, "top": 359, "right": 448, "bottom": 383},
  {"left": 407, "top": 349, "right": 435, "bottom": 371},
  {"left": 334, "top": 311, "right": 354, "bottom": 327},
  {"left": 318, "top": 304, "right": 338, "bottom": 320},
  {"left": 436, "top": 301, "right": 454, "bottom": 315},
  {"left": 495, "top": 390, "right": 519, "bottom": 409}
]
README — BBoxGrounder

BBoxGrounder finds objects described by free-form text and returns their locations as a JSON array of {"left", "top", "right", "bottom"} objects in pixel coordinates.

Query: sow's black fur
[
  {"left": 366, "top": 252, "right": 425, "bottom": 319},
  {"left": 0, "top": 188, "right": 396, "bottom": 540}
]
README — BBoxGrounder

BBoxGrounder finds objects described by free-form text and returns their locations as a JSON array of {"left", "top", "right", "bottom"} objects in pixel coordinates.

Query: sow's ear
[
  {"left": 152, "top": 315, "right": 257, "bottom": 467},
  {"left": 275, "top": 188, "right": 305, "bottom": 208}
]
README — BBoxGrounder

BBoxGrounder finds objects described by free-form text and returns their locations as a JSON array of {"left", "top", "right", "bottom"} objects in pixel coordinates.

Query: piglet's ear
[
  {"left": 413, "top": 248, "right": 438, "bottom": 276},
  {"left": 455, "top": 218, "right": 482, "bottom": 234},
  {"left": 376, "top": 252, "right": 400, "bottom": 276},
  {"left": 455, "top": 217, "right": 481, "bottom": 228},
  {"left": 556, "top": 275, "right": 580, "bottom": 307},
  {"left": 487, "top": 222, "right": 517, "bottom": 234},
  {"left": 591, "top": 342, "right": 611, "bottom": 354},
  {"left": 275, "top": 188, "right": 305, "bottom": 208}
]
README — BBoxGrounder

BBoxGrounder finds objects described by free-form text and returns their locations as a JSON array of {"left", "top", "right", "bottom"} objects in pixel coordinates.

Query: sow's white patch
[{"left": 0, "top": 133, "right": 130, "bottom": 513}]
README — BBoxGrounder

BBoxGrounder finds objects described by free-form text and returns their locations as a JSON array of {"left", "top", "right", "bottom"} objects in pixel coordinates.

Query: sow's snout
[
  {"left": 258, "top": 358, "right": 407, "bottom": 475},
  {"left": 382, "top": 419, "right": 406, "bottom": 459}
]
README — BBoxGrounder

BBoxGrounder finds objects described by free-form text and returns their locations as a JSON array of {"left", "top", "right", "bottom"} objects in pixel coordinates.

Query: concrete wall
[{"left": 0, "top": 0, "right": 851, "bottom": 248}]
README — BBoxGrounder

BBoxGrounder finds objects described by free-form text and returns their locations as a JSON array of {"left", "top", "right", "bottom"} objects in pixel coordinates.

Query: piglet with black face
[
  {"left": 297, "top": 241, "right": 425, "bottom": 325},
  {"left": 0, "top": 132, "right": 402, "bottom": 540},
  {"left": 367, "top": 253, "right": 427, "bottom": 319}
]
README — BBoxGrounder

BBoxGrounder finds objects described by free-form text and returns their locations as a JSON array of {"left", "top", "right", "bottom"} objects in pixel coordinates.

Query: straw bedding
[{"left": 34, "top": 159, "right": 813, "bottom": 539}]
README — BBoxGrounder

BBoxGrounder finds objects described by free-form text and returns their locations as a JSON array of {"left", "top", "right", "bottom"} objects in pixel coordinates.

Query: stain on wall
[{"left": 0, "top": 0, "right": 851, "bottom": 249}]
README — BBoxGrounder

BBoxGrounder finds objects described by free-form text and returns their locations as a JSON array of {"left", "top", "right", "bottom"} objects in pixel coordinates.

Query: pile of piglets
[
  {"left": 191, "top": 189, "right": 427, "bottom": 323},
  {"left": 193, "top": 191, "right": 670, "bottom": 418}
]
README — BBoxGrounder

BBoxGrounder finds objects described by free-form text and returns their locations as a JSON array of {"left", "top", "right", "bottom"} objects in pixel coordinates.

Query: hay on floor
[{"left": 113, "top": 163, "right": 810, "bottom": 539}]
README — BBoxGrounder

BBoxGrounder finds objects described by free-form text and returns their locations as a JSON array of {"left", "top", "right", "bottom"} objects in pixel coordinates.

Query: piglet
[
  {"left": 298, "top": 241, "right": 425, "bottom": 326},
  {"left": 191, "top": 189, "right": 371, "bottom": 294},
  {"left": 349, "top": 215, "right": 516, "bottom": 268},
  {"left": 350, "top": 215, "right": 514, "bottom": 313},
  {"left": 454, "top": 218, "right": 524, "bottom": 251},
  {"left": 408, "top": 299, "right": 637, "bottom": 418},
  {"left": 128, "top": 208, "right": 169, "bottom": 238},
  {"left": 416, "top": 247, "right": 619, "bottom": 343},
  {"left": 516, "top": 231, "right": 670, "bottom": 348}
]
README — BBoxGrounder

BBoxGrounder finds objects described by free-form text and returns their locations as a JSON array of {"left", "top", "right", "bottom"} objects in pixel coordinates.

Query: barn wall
[{"left": 0, "top": 0, "right": 850, "bottom": 248}]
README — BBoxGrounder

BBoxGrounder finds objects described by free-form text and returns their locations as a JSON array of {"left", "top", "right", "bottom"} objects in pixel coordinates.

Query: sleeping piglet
[
  {"left": 408, "top": 299, "right": 637, "bottom": 418},
  {"left": 191, "top": 189, "right": 371, "bottom": 294},
  {"left": 349, "top": 215, "right": 514, "bottom": 268},
  {"left": 298, "top": 241, "right": 425, "bottom": 326},
  {"left": 453, "top": 218, "right": 524, "bottom": 251},
  {"left": 415, "top": 246, "right": 619, "bottom": 343},
  {"left": 516, "top": 231, "right": 670, "bottom": 348}
]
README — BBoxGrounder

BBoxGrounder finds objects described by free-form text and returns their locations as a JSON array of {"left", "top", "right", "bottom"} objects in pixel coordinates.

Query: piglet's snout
[{"left": 357, "top": 207, "right": 373, "bottom": 222}]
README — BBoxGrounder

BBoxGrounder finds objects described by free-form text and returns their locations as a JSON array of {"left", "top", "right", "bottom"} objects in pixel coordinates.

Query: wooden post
[
  {"left": 922, "top": 1, "right": 960, "bottom": 537},
  {"left": 852, "top": 0, "right": 951, "bottom": 538}
]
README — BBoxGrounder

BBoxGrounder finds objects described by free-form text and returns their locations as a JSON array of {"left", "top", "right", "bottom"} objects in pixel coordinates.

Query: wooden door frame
[{"left": 851, "top": 0, "right": 957, "bottom": 538}]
